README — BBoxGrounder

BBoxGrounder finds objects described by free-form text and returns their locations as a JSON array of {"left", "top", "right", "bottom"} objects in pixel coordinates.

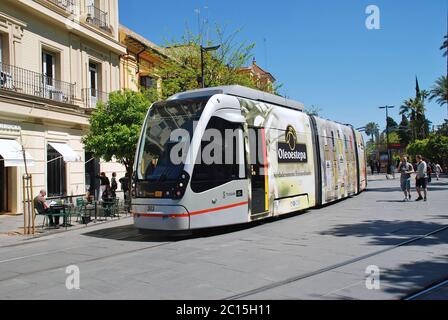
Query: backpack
[{"left": 111, "top": 178, "right": 118, "bottom": 191}]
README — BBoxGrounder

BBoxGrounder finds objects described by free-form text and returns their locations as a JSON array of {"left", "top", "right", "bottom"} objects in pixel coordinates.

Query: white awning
[
  {"left": 0, "top": 139, "right": 35, "bottom": 167},
  {"left": 48, "top": 142, "right": 81, "bottom": 162}
]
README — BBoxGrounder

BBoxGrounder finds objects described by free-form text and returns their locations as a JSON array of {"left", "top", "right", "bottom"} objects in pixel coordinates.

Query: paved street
[{"left": 0, "top": 176, "right": 447, "bottom": 300}]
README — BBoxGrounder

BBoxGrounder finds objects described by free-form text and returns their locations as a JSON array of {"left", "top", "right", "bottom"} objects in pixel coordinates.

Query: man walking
[
  {"left": 435, "top": 163, "right": 443, "bottom": 181},
  {"left": 398, "top": 156, "right": 414, "bottom": 202},
  {"left": 415, "top": 155, "right": 428, "bottom": 202}
]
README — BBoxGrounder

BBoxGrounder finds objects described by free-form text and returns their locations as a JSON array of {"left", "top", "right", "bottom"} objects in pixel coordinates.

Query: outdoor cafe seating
[{"left": 36, "top": 194, "right": 128, "bottom": 231}]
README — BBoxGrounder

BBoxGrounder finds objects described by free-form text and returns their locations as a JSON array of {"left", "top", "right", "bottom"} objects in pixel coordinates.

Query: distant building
[
  {"left": 119, "top": 25, "right": 169, "bottom": 93},
  {"left": 0, "top": 0, "right": 126, "bottom": 214},
  {"left": 238, "top": 58, "right": 276, "bottom": 93}
]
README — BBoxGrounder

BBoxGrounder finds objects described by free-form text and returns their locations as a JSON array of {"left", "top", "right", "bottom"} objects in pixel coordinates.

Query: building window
[
  {"left": 0, "top": 33, "right": 10, "bottom": 66},
  {"left": 140, "top": 76, "right": 156, "bottom": 90},
  {"left": 42, "top": 51, "right": 57, "bottom": 86},
  {"left": 47, "top": 144, "right": 66, "bottom": 197},
  {"left": 89, "top": 62, "right": 98, "bottom": 94}
]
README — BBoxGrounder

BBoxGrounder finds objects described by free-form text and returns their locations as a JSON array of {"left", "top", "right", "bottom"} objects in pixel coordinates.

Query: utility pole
[
  {"left": 200, "top": 45, "right": 221, "bottom": 88},
  {"left": 379, "top": 105, "right": 395, "bottom": 175}
]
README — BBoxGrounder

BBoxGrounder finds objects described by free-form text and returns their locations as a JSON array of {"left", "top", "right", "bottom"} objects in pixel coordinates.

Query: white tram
[{"left": 133, "top": 86, "right": 367, "bottom": 231}]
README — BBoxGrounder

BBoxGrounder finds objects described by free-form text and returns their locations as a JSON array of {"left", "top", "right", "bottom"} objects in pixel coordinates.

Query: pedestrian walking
[
  {"left": 415, "top": 155, "right": 428, "bottom": 202},
  {"left": 398, "top": 156, "right": 414, "bottom": 202},
  {"left": 370, "top": 160, "right": 375, "bottom": 176},
  {"left": 427, "top": 161, "right": 433, "bottom": 184},
  {"left": 435, "top": 163, "right": 443, "bottom": 181},
  {"left": 376, "top": 160, "right": 381, "bottom": 175}
]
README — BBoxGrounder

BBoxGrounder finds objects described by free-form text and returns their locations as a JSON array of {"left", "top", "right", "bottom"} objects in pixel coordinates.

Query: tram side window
[{"left": 191, "top": 117, "right": 245, "bottom": 193}]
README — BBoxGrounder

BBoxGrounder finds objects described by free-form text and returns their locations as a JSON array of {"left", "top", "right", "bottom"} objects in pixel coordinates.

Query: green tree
[
  {"left": 407, "top": 134, "right": 448, "bottom": 167},
  {"left": 429, "top": 76, "right": 448, "bottom": 117},
  {"left": 384, "top": 117, "right": 398, "bottom": 133},
  {"left": 365, "top": 122, "right": 380, "bottom": 144},
  {"left": 400, "top": 82, "right": 431, "bottom": 142},
  {"left": 83, "top": 90, "right": 152, "bottom": 187},
  {"left": 397, "top": 115, "right": 412, "bottom": 147},
  {"left": 407, "top": 139, "right": 429, "bottom": 160},
  {"left": 304, "top": 105, "right": 322, "bottom": 117},
  {"left": 426, "top": 134, "right": 448, "bottom": 165},
  {"left": 154, "top": 25, "right": 270, "bottom": 100},
  {"left": 436, "top": 120, "right": 448, "bottom": 136},
  {"left": 378, "top": 131, "right": 401, "bottom": 145}
]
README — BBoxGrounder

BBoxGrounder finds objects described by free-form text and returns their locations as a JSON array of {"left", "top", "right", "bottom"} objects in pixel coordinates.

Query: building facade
[
  {"left": 238, "top": 58, "right": 276, "bottom": 93},
  {"left": 119, "top": 25, "right": 167, "bottom": 93},
  {"left": 0, "top": 0, "right": 126, "bottom": 215}
]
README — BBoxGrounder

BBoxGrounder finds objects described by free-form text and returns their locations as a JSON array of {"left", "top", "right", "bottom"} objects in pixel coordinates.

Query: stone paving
[{"left": 0, "top": 176, "right": 447, "bottom": 300}]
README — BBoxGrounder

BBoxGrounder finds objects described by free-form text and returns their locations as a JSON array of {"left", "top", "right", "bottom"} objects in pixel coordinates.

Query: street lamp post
[
  {"left": 200, "top": 45, "right": 221, "bottom": 88},
  {"left": 379, "top": 105, "right": 395, "bottom": 174}
]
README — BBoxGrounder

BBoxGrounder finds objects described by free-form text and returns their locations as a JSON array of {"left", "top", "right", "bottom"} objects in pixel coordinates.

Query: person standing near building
[
  {"left": 415, "top": 155, "right": 428, "bottom": 202},
  {"left": 398, "top": 156, "right": 414, "bottom": 202},
  {"left": 111, "top": 172, "right": 118, "bottom": 199},
  {"left": 97, "top": 172, "right": 110, "bottom": 199}
]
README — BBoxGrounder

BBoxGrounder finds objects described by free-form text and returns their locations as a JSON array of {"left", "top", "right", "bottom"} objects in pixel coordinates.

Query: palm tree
[
  {"left": 441, "top": 34, "right": 448, "bottom": 57},
  {"left": 399, "top": 98, "right": 416, "bottom": 118},
  {"left": 365, "top": 122, "right": 379, "bottom": 144},
  {"left": 430, "top": 76, "right": 448, "bottom": 118}
]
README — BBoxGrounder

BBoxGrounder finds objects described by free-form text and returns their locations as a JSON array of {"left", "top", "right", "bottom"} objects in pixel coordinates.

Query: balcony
[
  {"left": 86, "top": 5, "right": 110, "bottom": 31},
  {"left": 0, "top": 62, "right": 76, "bottom": 105},
  {"left": 82, "top": 88, "right": 108, "bottom": 109},
  {"left": 45, "top": 0, "right": 77, "bottom": 13}
]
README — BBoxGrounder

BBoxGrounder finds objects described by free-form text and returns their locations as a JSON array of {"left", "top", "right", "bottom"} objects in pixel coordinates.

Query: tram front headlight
[{"left": 171, "top": 171, "right": 190, "bottom": 200}]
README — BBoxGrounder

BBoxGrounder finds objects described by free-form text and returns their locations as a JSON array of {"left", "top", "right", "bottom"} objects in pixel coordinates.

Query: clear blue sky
[{"left": 119, "top": 0, "right": 447, "bottom": 133}]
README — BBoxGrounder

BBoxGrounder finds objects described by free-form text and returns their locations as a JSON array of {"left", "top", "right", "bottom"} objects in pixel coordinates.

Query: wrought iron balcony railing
[
  {"left": 46, "top": 0, "right": 76, "bottom": 13},
  {"left": 86, "top": 5, "right": 109, "bottom": 31},
  {"left": 0, "top": 62, "right": 76, "bottom": 105},
  {"left": 82, "top": 88, "right": 109, "bottom": 109}
]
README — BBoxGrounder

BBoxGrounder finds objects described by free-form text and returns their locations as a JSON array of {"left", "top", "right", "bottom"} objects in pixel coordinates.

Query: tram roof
[{"left": 168, "top": 85, "right": 304, "bottom": 112}]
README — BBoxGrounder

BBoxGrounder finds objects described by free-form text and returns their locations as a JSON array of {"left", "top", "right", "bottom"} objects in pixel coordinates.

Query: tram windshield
[{"left": 135, "top": 97, "right": 210, "bottom": 187}]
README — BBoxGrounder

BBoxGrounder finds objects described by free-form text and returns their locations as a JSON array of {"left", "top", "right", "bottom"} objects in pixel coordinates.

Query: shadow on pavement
[
  {"left": 82, "top": 210, "right": 310, "bottom": 243},
  {"left": 319, "top": 220, "right": 448, "bottom": 247},
  {"left": 381, "top": 255, "right": 448, "bottom": 299},
  {"left": 82, "top": 221, "right": 266, "bottom": 243},
  {"left": 376, "top": 200, "right": 408, "bottom": 203}
]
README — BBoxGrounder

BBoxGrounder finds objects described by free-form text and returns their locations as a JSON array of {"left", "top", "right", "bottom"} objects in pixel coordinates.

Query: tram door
[{"left": 249, "top": 127, "right": 269, "bottom": 217}]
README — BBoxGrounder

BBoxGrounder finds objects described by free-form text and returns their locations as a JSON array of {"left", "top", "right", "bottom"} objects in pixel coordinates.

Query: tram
[{"left": 133, "top": 85, "right": 367, "bottom": 231}]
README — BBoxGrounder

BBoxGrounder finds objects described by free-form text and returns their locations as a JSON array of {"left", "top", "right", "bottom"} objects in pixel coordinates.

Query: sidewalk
[{"left": 0, "top": 211, "right": 132, "bottom": 246}]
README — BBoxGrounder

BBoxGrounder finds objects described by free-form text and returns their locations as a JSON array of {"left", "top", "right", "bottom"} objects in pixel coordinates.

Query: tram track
[
  {"left": 404, "top": 278, "right": 448, "bottom": 300},
  {"left": 0, "top": 241, "right": 173, "bottom": 283},
  {"left": 1, "top": 219, "right": 447, "bottom": 299},
  {"left": 225, "top": 224, "right": 448, "bottom": 300}
]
